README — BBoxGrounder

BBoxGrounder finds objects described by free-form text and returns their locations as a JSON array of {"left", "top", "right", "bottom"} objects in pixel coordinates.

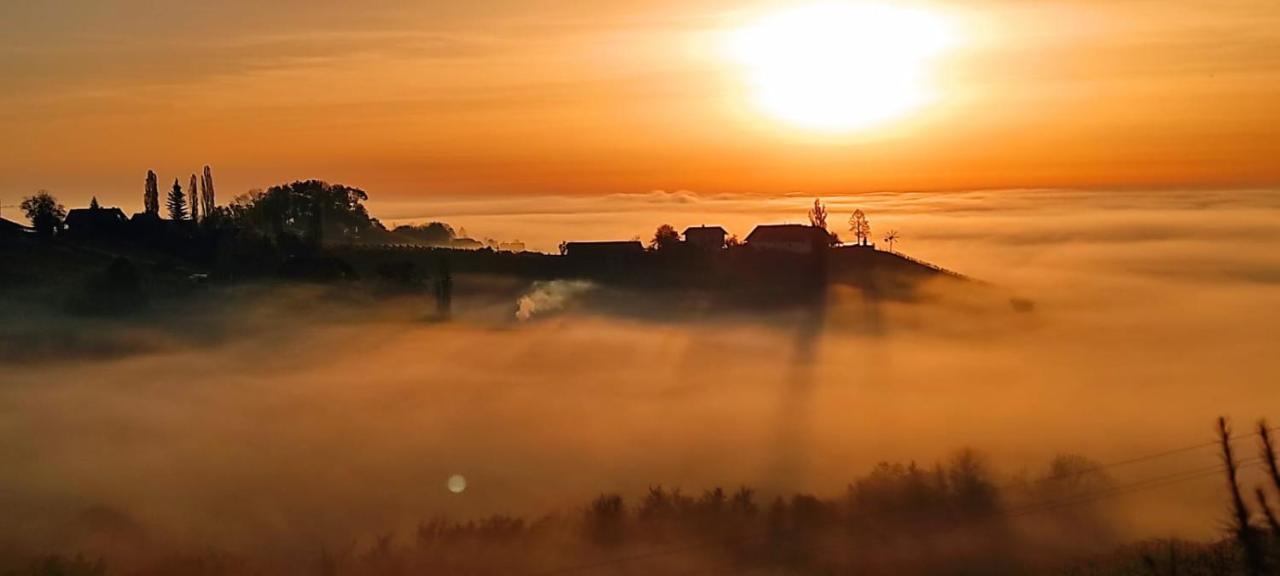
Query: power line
[
  {"left": 1009, "top": 458, "right": 1254, "bottom": 518},
  {"left": 526, "top": 427, "right": 1276, "bottom": 576}
]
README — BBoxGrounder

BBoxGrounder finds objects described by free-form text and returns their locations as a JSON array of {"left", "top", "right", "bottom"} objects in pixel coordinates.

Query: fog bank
[{"left": 2, "top": 189, "right": 1279, "bottom": 565}]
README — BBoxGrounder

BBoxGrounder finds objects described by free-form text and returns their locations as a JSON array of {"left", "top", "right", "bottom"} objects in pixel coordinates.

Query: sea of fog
[{"left": 2, "top": 188, "right": 1280, "bottom": 558}]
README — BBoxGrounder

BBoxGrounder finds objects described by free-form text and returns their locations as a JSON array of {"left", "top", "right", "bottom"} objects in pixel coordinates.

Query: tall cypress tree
[
  {"left": 188, "top": 173, "right": 200, "bottom": 222},
  {"left": 200, "top": 165, "right": 216, "bottom": 217},
  {"left": 166, "top": 178, "right": 188, "bottom": 221},
  {"left": 144, "top": 170, "right": 160, "bottom": 215}
]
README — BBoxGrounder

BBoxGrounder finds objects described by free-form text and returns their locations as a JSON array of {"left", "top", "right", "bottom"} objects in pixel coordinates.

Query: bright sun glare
[{"left": 728, "top": 2, "right": 956, "bottom": 133}]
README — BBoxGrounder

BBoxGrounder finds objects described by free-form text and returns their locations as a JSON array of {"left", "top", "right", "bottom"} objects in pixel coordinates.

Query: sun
[{"left": 727, "top": 2, "right": 956, "bottom": 133}]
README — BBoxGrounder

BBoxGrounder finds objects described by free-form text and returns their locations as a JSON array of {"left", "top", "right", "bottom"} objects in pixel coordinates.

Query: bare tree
[
  {"left": 848, "top": 209, "right": 871, "bottom": 246},
  {"left": 808, "top": 198, "right": 828, "bottom": 231},
  {"left": 883, "top": 230, "right": 900, "bottom": 252},
  {"left": 188, "top": 174, "right": 200, "bottom": 222},
  {"left": 144, "top": 170, "right": 160, "bottom": 215}
]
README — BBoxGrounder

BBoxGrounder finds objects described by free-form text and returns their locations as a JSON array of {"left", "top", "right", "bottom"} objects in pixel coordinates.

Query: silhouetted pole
[
  {"left": 1218, "top": 417, "right": 1266, "bottom": 576},
  {"left": 1260, "top": 421, "right": 1280, "bottom": 493},
  {"left": 435, "top": 256, "right": 452, "bottom": 318},
  {"left": 1255, "top": 488, "right": 1280, "bottom": 536}
]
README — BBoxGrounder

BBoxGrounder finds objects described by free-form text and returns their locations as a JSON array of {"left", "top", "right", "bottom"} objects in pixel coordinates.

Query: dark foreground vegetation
[{"left": 4, "top": 419, "right": 1280, "bottom": 576}]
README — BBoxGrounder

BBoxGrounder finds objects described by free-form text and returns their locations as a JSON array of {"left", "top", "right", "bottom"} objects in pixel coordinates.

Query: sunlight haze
[{"left": 1, "top": 0, "right": 1278, "bottom": 208}]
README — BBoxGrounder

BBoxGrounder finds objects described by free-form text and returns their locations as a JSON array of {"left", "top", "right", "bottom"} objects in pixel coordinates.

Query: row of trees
[
  {"left": 146, "top": 166, "right": 216, "bottom": 221},
  {"left": 15, "top": 171, "right": 386, "bottom": 247},
  {"left": 13, "top": 168, "right": 219, "bottom": 237},
  {"left": 17, "top": 176, "right": 414, "bottom": 256},
  {"left": 809, "top": 198, "right": 900, "bottom": 251}
]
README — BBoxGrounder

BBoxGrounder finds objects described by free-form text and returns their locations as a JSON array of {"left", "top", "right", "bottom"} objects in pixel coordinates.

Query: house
[
  {"left": 128, "top": 212, "right": 165, "bottom": 240},
  {"left": 745, "top": 224, "right": 830, "bottom": 254},
  {"left": 683, "top": 226, "right": 727, "bottom": 251},
  {"left": 65, "top": 206, "right": 129, "bottom": 238},
  {"left": 563, "top": 241, "right": 644, "bottom": 260}
]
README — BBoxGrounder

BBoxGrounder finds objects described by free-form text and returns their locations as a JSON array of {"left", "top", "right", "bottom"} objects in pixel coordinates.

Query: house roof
[
  {"left": 683, "top": 225, "right": 726, "bottom": 236},
  {"left": 130, "top": 212, "right": 163, "bottom": 223},
  {"left": 745, "top": 224, "right": 827, "bottom": 243},
  {"left": 565, "top": 240, "right": 644, "bottom": 249},
  {"left": 0, "top": 217, "right": 31, "bottom": 235},
  {"left": 66, "top": 207, "right": 128, "bottom": 224},
  {"left": 565, "top": 239, "right": 640, "bottom": 245},
  {"left": 563, "top": 240, "right": 645, "bottom": 256}
]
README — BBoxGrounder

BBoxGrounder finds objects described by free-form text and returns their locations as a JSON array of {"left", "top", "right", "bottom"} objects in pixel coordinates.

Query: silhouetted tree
[
  {"left": 393, "top": 222, "right": 455, "bottom": 245},
  {"left": 88, "top": 196, "right": 100, "bottom": 210},
  {"left": 947, "top": 449, "right": 999, "bottom": 518},
  {"left": 144, "top": 170, "right": 160, "bottom": 215},
  {"left": 20, "top": 190, "right": 66, "bottom": 238},
  {"left": 883, "top": 229, "right": 899, "bottom": 252},
  {"left": 726, "top": 234, "right": 742, "bottom": 247},
  {"left": 188, "top": 173, "right": 200, "bottom": 223},
  {"left": 584, "top": 493, "right": 625, "bottom": 546},
  {"left": 808, "top": 198, "right": 828, "bottom": 230},
  {"left": 731, "top": 486, "right": 758, "bottom": 517},
  {"left": 200, "top": 165, "right": 216, "bottom": 218},
  {"left": 166, "top": 178, "right": 188, "bottom": 221},
  {"left": 849, "top": 209, "right": 871, "bottom": 246},
  {"left": 650, "top": 224, "right": 680, "bottom": 250},
  {"left": 229, "top": 180, "right": 382, "bottom": 244}
]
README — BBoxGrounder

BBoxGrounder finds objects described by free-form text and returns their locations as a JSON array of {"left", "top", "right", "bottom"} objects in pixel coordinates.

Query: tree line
[
  {"left": 139, "top": 166, "right": 217, "bottom": 222},
  {"left": 14, "top": 171, "right": 389, "bottom": 247}
]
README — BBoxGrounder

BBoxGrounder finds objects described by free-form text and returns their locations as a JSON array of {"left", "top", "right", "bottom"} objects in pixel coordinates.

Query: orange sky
[{"left": 1, "top": 0, "right": 1277, "bottom": 211}]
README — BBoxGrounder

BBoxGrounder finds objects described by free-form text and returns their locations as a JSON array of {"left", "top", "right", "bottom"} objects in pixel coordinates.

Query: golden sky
[{"left": 1, "top": 0, "right": 1277, "bottom": 209}]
